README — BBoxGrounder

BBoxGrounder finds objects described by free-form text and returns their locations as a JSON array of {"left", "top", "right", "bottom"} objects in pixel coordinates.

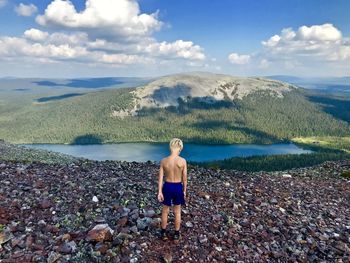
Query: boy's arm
[
  {"left": 182, "top": 159, "right": 187, "bottom": 195},
  {"left": 158, "top": 160, "right": 164, "bottom": 195}
]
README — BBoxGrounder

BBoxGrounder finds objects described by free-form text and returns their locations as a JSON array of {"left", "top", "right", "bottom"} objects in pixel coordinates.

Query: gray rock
[
  {"left": 136, "top": 217, "right": 152, "bottom": 230},
  {"left": 185, "top": 222, "right": 194, "bottom": 228},
  {"left": 270, "top": 198, "right": 278, "bottom": 204},
  {"left": 198, "top": 234, "right": 208, "bottom": 244},
  {"left": 144, "top": 209, "right": 156, "bottom": 218},
  {"left": 47, "top": 251, "right": 62, "bottom": 263},
  {"left": 130, "top": 226, "right": 139, "bottom": 234}
]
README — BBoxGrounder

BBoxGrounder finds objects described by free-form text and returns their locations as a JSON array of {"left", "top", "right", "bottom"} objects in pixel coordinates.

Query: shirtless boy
[{"left": 157, "top": 138, "right": 187, "bottom": 241}]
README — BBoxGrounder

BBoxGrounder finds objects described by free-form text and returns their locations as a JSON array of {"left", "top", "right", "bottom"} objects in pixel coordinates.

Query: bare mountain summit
[{"left": 113, "top": 72, "right": 297, "bottom": 117}]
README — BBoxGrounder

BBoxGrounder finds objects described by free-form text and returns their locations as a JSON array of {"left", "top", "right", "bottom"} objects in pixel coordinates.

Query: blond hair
[{"left": 169, "top": 138, "right": 183, "bottom": 151}]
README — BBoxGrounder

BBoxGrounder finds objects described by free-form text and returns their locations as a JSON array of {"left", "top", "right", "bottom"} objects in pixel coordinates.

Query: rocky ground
[{"left": 0, "top": 155, "right": 350, "bottom": 262}]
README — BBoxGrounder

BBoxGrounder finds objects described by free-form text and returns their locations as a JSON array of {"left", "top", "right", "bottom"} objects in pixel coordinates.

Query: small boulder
[
  {"left": 87, "top": 224, "right": 114, "bottom": 242},
  {"left": 136, "top": 217, "right": 152, "bottom": 230}
]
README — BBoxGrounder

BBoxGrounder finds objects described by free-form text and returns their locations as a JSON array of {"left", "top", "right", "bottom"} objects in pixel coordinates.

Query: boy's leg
[
  {"left": 173, "top": 205, "right": 181, "bottom": 231},
  {"left": 161, "top": 205, "right": 170, "bottom": 229}
]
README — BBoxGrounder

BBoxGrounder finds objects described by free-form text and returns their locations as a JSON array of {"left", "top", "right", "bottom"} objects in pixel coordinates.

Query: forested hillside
[{"left": 0, "top": 74, "right": 349, "bottom": 144}]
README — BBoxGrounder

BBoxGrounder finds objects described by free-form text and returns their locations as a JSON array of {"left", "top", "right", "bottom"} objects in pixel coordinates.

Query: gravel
[{"left": 0, "top": 156, "right": 349, "bottom": 262}]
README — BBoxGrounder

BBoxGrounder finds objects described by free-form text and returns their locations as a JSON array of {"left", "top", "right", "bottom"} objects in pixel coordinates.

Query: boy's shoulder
[
  {"left": 180, "top": 156, "right": 187, "bottom": 162},
  {"left": 178, "top": 156, "right": 187, "bottom": 164}
]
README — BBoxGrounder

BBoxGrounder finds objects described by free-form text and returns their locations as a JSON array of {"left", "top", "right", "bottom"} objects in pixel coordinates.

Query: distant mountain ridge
[
  {"left": 113, "top": 72, "right": 297, "bottom": 116},
  {"left": 0, "top": 77, "right": 152, "bottom": 90},
  {"left": 268, "top": 75, "right": 350, "bottom": 84},
  {"left": 268, "top": 75, "right": 350, "bottom": 92}
]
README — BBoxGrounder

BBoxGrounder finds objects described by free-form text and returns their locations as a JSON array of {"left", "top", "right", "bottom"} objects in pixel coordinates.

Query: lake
[{"left": 22, "top": 142, "right": 312, "bottom": 162}]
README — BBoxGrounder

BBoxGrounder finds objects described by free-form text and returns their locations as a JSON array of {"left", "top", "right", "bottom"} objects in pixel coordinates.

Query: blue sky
[{"left": 0, "top": 0, "right": 349, "bottom": 77}]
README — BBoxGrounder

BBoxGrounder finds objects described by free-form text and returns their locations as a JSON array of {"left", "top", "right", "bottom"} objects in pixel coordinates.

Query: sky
[{"left": 0, "top": 0, "right": 349, "bottom": 78}]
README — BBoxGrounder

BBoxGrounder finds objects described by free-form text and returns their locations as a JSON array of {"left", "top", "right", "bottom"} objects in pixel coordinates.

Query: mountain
[
  {"left": 123, "top": 72, "right": 295, "bottom": 116},
  {"left": 0, "top": 72, "right": 349, "bottom": 144}
]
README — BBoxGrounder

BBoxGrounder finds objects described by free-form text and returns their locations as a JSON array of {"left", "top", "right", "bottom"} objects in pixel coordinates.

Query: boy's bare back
[{"left": 161, "top": 155, "right": 186, "bottom": 183}]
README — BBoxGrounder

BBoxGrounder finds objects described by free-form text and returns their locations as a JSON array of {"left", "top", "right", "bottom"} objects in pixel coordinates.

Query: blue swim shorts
[{"left": 162, "top": 181, "right": 185, "bottom": 206}]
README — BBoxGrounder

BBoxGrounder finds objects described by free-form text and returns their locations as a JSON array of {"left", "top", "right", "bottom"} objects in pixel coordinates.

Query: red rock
[
  {"left": 86, "top": 224, "right": 114, "bottom": 242},
  {"left": 40, "top": 199, "right": 53, "bottom": 209},
  {"left": 117, "top": 217, "right": 128, "bottom": 227},
  {"left": 0, "top": 207, "right": 10, "bottom": 222},
  {"left": 25, "top": 235, "right": 34, "bottom": 248},
  {"left": 95, "top": 242, "right": 109, "bottom": 254},
  {"left": 12, "top": 251, "right": 24, "bottom": 259},
  {"left": 44, "top": 224, "right": 60, "bottom": 234},
  {"left": 0, "top": 219, "right": 9, "bottom": 224},
  {"left": 11, "top": 237, "right": 23, "bottom": 248},
  {"left": 34, "top": 180, "right": 45, "bottom": 189},
  {"left": 69, "top": 231, "right": 85, "bottom": 240},
  {"left": 24, "top": 254, "right": 33, "bottom": 261},
  {"left": 32, "top": 243, "right": 45, "bottom": 251}
]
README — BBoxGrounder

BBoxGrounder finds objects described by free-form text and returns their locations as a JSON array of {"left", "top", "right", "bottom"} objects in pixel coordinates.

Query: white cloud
[
  {"left": 228, "top": 53, "right": 251, "bottom": 64},
  {"left": 0, "top": 0, "right": 207, "bottom": 74},
  {"left": 261, "top": 23, "right": 349, "bottom": 61},
  {"left": 0, "top": 0, "right": 7, "bottom": 8},
  {"left": 99, "top": 54, "right": 153, "bottom": 65},
  {"left": 297, "top": 23, "right": 342, "bottom": 41},
  {"left": 0, "top": 0, "right": 207, "bottom": 76},
  {"left": 0, "top": 36, "right": 88, "bottom": 60},
  {"left": 0, "top": 35, "right": 127, "bottom": 63},
  {"left": 36, "top": 0, "right": 162, "bottom": 41},
  {"left": 24, "top": 28, "right": 49, "bottom": 42},
  {"left": 228, "top": 23, "right": 350, "bottom": 76},
  {"left": 48, "top": 32, "right": 88, "bottom": 46},
  {"left": 143, "top": 40, "right": 205, "bottom": 60},
  {"left": 15, "top": 3, "right": 38, "bottom": 16},
  {"left": 261, "top": 34, "right": 281, "bottom": 47},
  {"left": 0, "top": 29, "right": 205, "bottom": 68}
]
